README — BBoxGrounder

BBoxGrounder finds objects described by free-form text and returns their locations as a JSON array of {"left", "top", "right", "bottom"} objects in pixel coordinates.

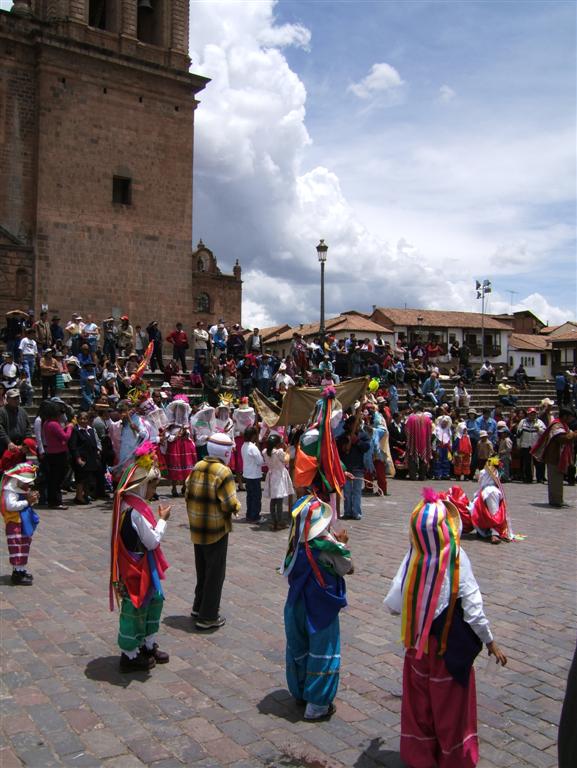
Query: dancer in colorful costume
[
  {"left": 163, "top": 396, "right": 196, "bottom": 498},
  {"left": 232, "top": 397, "right": 256, "bottom": 491},
  {"left": 405, "top": 404, "right": 432, "bottom": 481},
  {"left": 384, "top": 489, "right": 507, "bottom": 768},
  {"left": 453, "top": 421, "right": 472, "bottom": 480},
  {"left": 293, "top": 385, "right": 346, "bottom": 520},
  {"left": 282, "top": 494, "right": 353, "bottom": 721},
  {"left": 1, "top": 463, "right": 39, "bottom": 585},
  {"left": 432, "top": 415, "right": 452, "bottom": 480},
  {"left": 110, "top": 442, "right": 171, "bottom": 672},
  {"left": 467, "top": 457, "right": 513, "bottom": 543},
  {"left": 364, "top": 405, "right": 395, "bottom": 496},
  {"left": 190, "top": 403, "right": 216, "bottom": 459}
]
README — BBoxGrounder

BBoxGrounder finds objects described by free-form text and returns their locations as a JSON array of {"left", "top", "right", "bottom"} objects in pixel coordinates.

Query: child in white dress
[{"left": 262, "top": 434, "right": 294, "bottom": 531}]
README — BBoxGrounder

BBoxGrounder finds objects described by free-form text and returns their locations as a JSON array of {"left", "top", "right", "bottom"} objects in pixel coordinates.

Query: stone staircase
[{"left": 24, "top": 372, "right": 558, "bottom": 417}]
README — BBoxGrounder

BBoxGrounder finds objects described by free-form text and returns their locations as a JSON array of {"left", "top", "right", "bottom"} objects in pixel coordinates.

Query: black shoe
[
  {"left": 195, "top": 615, "right": 226, "bottom": 630},
  {"left": 141, "top": 643, "right": 169, "bottom": 664},
  {"left": 151, "top": 493, "right": 159, "bottom": 501},
  {"left": 119, "top": 651, "right": 156, "bottom": 672},
  {"left": 11, "top": 570, "right": 33, "bottom": 586},
  {"left": 171, "top": 489, "right": 179, "bottom": 498}
]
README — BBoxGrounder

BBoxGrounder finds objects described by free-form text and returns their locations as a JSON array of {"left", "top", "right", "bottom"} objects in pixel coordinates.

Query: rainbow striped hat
[{"left": 400, "top": 488, "right": 461, "bottom": 658}]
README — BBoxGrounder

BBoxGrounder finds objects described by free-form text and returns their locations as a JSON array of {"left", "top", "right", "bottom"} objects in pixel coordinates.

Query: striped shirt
[{"left": 185, "top": 457, "right": 240, "bottom": 545}]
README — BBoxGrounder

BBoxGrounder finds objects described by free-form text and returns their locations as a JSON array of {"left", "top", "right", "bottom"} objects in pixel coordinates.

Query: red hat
[
  {"left": 120, "top": 315, "right": 129, "bottom": 321},
  {"left": 527, "top": 407, "right": 537, "bottom": 414}
]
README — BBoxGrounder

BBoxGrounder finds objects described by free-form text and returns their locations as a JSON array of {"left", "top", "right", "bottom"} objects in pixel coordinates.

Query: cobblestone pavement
[{"left": 1, "top": 479, "right": 575, "bottom": 767}]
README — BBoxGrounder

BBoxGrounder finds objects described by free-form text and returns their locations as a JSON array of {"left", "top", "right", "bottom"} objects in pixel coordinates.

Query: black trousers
[
  {"left": 45, "top": 452, "right": 69, "bottom": 506},
  {"left": 172, "top": 346, "right": 187, "bottom": 372},
  {"left": 42, "top": 375, "right": 57, "bottom": 399},
  {"left": 520, "top": 447, "right": 534, "bottom": 482},
  {"left": 193, "top": 534, "right": 228, "bottom": 621}
]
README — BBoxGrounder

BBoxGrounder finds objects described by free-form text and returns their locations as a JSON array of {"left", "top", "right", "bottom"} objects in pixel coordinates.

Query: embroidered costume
[
  {"left": 110, "top": 442, "right": 170, "bottom": 672},
  {"left": 282, "top": 494, "right": 353, "bottom": 721},
  {"left": 163, "top": 397, "right": 197, "bottom": 492},
  {"left": 453, "top": 422, "right": 472, "bottom": 480},
  {"left": 384, "top": 489, "right": 496, "bottom": 768},
  {"left": 1, "top": 463, "right": 39, "bottom": 586}
]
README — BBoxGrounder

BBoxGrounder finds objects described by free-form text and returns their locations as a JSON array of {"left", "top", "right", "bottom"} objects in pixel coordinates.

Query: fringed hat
[
  {"left": 400, "top": 488, "right": 461, "bottom": 659},
  {"left": 2, "top": 462, "right": 37, "bottom": 485},
  {"left": 282, "top": 494, "right": 334, "bottom": 586},
  {"left": 110, "top": 442, "right": 160, "bottom": 610}
]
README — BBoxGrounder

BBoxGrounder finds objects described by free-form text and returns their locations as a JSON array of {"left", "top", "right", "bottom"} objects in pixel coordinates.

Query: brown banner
[{"left": 253, "top": 377, "right": 369, "bottom": 427}]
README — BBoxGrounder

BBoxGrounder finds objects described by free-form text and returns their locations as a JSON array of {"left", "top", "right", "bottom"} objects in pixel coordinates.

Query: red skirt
[
  {"left": 165, "top": 437, "right": 197, "bottom": 481},
  {"left": 230, "top": 436, "right": 244, "bottom": 474},
  {"left": 401, "top": 635, "right": 479, "bottom": 768}
]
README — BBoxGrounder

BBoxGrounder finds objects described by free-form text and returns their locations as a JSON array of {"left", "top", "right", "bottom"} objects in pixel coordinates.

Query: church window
[
  {"left": 112, "top": 176, "right": 132, "bottom": 205},
  {"left": 137, "top": 0, "right": 165, "bottom": 46},
  {"left": 89, "top": 0, "right": 118, "bottom": 32},
  {"left": 197, "top": 293, "right": 210, "bottom": 313}
]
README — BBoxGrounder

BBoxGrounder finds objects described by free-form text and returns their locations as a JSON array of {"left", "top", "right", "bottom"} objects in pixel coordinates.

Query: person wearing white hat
[
  {"left": 1, "top": 463, "right": 39, "bottom": 585},
  {"left": 185, "top": 432, "right": 240, "bottom": 630}
]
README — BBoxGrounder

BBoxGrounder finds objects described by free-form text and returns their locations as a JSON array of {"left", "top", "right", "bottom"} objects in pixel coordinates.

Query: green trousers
[{"left": 118, "top": 594, "right": 164, "bottom": 653}]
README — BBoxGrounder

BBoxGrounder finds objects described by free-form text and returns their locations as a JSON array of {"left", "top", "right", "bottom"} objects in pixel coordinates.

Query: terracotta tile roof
[
  {"left": 372, "top": 307, "right": 512, "bottom": 331},
  {"left": 547, "top": 328, "right": 577, "bottom": 343},
  {"left": 271, "top": 315, "right": 393, "bottom": 343},
  {"left": 508, "top": 333, "right": 551, "bottom": 351},
  {"left": 539, "top": 322, "right": 577, "bottom": 340}
]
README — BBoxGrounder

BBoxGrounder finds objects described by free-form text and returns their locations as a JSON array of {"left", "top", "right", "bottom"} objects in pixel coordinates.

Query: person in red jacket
[{"left": 166, "top": 323, "right": 189, "bottom": 373}]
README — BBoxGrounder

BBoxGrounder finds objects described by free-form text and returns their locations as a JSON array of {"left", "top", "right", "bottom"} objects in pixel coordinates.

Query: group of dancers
[{"left": 1, "top": 379, "right": 536, "bottom": 768}]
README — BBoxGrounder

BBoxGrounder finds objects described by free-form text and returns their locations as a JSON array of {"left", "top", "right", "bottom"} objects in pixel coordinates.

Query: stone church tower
[{"left": 0, "top": 0, "right": 210, "bottom": 331}]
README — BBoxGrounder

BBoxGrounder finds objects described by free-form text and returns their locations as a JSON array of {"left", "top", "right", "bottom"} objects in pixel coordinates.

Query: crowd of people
[
  {"left": 4, "top": 309, "right": 577, "bottom": 412},
  {"left": 1, "top": 308, "right": 576, "bottom": 518},
  {"left": 2, "top": 307, "right": 576, "bottom": 766}
]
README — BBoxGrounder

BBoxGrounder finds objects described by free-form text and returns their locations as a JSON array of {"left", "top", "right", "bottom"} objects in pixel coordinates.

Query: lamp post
[{"left": 316, "top": 239, "right": 328, "bottom": 337}]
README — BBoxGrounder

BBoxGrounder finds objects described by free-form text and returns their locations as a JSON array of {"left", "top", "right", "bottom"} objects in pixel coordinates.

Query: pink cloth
[
  {"left": 401, "top": 635, "right": 479, "bottom": 768},
  {"left": 406, "top": 413, "right": 432, "bottom": 462},
  {"left": 165, "top": 436, "right": 197, "bottom": 481},
  {"left": 42, "top": 421, "right": 73, "bottom": 454},
  {"left": 6, "top": 522, "right": 31, "bottom": 567},
  {"left": 231, "top": 435, "right": 244, "bottom": 474}
]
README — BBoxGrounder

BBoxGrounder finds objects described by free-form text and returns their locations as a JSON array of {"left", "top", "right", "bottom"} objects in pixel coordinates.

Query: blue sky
[
  {"left": 186, "top": 0, "right": 576, "bottom": 326},
  {"left": 2, "top": 0, "right": 574, "bottom": 325}
]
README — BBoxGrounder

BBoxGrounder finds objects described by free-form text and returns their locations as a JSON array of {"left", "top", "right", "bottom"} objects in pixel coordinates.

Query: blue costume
[{"left": 282, "top": 495, "right": 353, "bottom": 720}]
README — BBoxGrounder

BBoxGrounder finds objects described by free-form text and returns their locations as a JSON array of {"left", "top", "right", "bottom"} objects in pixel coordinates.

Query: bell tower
[{"left": 0, "top": 1, "right": 209, "bottom": 328}]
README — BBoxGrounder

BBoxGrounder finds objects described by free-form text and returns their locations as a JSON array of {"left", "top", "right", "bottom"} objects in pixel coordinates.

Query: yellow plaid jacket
[{"left": 185, "top": 457, "right": 240, "bottom": 545}]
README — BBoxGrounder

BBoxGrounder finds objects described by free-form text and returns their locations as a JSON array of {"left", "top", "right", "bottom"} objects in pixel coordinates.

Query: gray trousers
[{"left": 547, "top": 463, "right": 564, "bottom": 506}]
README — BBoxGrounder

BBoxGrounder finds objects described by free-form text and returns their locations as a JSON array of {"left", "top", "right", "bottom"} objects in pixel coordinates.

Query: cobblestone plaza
[{"left": 1, "top": 480, "right": 575, "bottom": 767}]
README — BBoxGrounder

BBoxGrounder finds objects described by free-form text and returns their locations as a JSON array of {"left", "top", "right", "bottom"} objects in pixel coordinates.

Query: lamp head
[{"left": 316, "top": 239, "right": 328, "bottom": 263}]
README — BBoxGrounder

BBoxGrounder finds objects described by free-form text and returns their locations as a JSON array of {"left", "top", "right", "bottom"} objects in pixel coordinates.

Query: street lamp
[{"left": 316, "top": 239, "right": 328, "bottom": 336}]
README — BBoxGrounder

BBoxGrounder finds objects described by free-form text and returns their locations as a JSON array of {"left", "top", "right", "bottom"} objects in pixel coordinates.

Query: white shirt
[
  {"left": 125, "top": 505, "right": 167, "bottom": 551},
  {"left": 19, "top": 338, "right": 38, "bottom": 356},
  {"left": 384, "top": 547, "right": 493, "bottom": 645},
  {"left": 34, "top": 415, "right": 44, "bottom": 455},
  {"left": 274, "top": 372, "right": 295, "bottom": 390},
  {"left": 241, "top": 441, "right": 264, "bottom": 479}
]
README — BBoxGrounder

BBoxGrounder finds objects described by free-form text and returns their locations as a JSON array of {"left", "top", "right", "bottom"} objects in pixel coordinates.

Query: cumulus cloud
[
  {"left": 188, "top": 1, "right": 573, "bottom": 328},
  {"left": 439, "top": 84, "right": 456, "bottom": 103},
  {"left": 348, "top": 62, "right": 404, "bottom": 100}
]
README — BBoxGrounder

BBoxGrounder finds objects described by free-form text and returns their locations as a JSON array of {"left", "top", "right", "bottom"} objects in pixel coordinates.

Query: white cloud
[
  {"left": 348, "top": 63, "right": 404, "bottom": 100},
  {"left": 188, "top": 1, "right": 574, "bottom": 329},
  {"left": 439, "top": 84, "right": 456, "bottom": 103}
]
